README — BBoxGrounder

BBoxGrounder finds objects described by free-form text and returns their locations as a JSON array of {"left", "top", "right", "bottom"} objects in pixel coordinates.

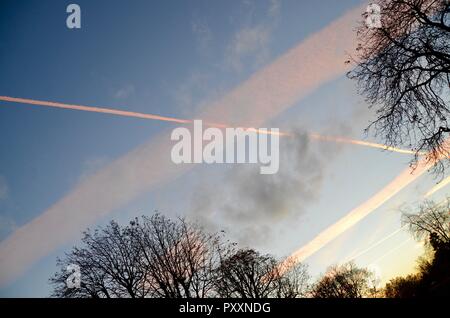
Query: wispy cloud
[
  {"left": 172, "top": 72, "right": 219, "bottom": 116},
  {"left": 225, "top": 0, "right": 281, "bottom": 73},
  {"left": 0, "top": 215, "right": 16, "bottom": 242},
  {"left": 268, "top": 0, "right": 281, "bottom": 18},
  {"left": 0, "top": 176, "right": 14, "bottom": 240},
  {"left": 0, "top": 176, "right": 9, "bottom": 201},
  {"left": 192, "top": 18, "right": 213, "bottom": 55},
  {"left": 114, "top": 84, "right": 135, "bottom": 99},
  {"left": 226, "top": 25, "right": 271, "bottom": 72},
  {"left": 76, "top": 156, "right": 111, "bottom": 184}
]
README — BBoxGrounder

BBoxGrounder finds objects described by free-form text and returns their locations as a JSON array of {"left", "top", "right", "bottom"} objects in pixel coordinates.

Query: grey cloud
[{"left": 188, "top": 125, "right": 348, "bottom": 248}]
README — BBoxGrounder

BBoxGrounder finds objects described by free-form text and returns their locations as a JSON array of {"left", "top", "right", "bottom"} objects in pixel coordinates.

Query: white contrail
[
  {"left": 424, "top": 175, "right": 450, "bottom": 197},
  {"left": 308, "top": 133, "right": 420, "bottom": 155},
  {"left": 370, "top": 238, "right": 412, "bottom": 265},
  {"left": 309, "top": 133, "right": 422, "bottom": 155},
  {"left": 277, "top": 152, "right": 442, "bottom": 275},
  {"left": 342, "top": 198, "right": 448, "bottom": 264},
  {"left": 343, "top": 225, "right": 407, "bottom": 263},
  {"left": 361, "top": 199, "right": 448, "bottom": 267}
]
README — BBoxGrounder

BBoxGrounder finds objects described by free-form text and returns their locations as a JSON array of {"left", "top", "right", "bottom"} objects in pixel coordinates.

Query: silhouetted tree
[
  {"left": 384, "top": 274, "right": 422, "bottom": 297},
  {"left": 214, "top": 249, "right": 310, "bottom": 298},
  {"left": 50, "top": 214, "right": 311, "bottom": 298},
  {"left": 311, "top": 262, "right": 376, "bottom": 298},
  {"left": 404, "top": 199, "right": 450, "bottom": 296},
  {"left": 402, "top": 199, "right": 450, "bottom": 248},
  {"left": 274, "top": 257, "right": 311, "bottom": 298},
  {"left": 349, "top": 0, "right": 450, "bottom": 174},
  {"left": 384, "top": 199, "right": 450, "bottom": 297},
  {"left": 50, "top": 221, "right": 148, "bottom": 298},
  {"left": 127, "top": 214, "right": 233, "bottom": 298},
  {"left": 50, "top": 214, "right": 233, "bottom": 298},
  {"left": 382, "top": 240, "right": 450, "bottom": 297}
]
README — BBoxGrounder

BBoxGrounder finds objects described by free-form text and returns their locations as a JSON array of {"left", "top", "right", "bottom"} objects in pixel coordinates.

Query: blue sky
[{"left": 0, "top": 0, "right": 445, "bottom": 297}]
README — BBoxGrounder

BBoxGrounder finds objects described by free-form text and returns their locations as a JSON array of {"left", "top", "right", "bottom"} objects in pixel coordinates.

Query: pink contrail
[
  {"left": 309, "top": 133, "right": 422, "bottom": 156},
  {"left": 1, "top": 96, "right": 416, "bottom": 154},
  {"left": 0, "top": 96, "right": 293, "bottom": 136},
  {"left": 0, "top": 96, "right": 191, "bottom": 124}
]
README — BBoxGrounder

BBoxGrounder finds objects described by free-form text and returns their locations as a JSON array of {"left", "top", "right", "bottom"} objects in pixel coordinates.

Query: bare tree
[
  {"left": 311, "top": 262, "right": 376, "bottom": 298},
  {"left": 214, "top": 249, "right": 310, "bottom": 298},
  {"left": 50, "top": 221, "right": 148, "bottom": 298},
  {"left": 128, "top": 214, "right": 233, "bottom": 298},
  {"left": 348, "top": 0, "right": 450, "bottom": 174},
  {"left": 50, "top": 213, "right": 312, "bottom": 298},
  {"left": 402, "top": 199, "right": 450, "bottom": 249},
  {"left": 273, "top": 257, "right": 311, "bottom": 298},
  {"left": 50, "top": 214, "right": 233, "bottom": 298}
]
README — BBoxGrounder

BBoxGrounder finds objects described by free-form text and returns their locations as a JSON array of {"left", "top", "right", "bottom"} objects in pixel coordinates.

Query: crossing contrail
[
  {"left": 0, "top": 95, "right": 417, "bottom": 154},
  {"left": 424, "top": 175, "right": 450, "bottom": 197},
  {"left": 341, "top": 198, "right": 449, "bottom": 264},
  {"left": 370, "top": 237, "right": 412, "bottom": 265},
  {"left": 309, "top": 133, "right": 423, "bottom": 156},
  {"left": 278, "top": 142, "right": 449, "bottom": 275},
  {"left": 343, "top": 226, "right": 407, "bottom": 263},
  {"left": 276, "top": 154, "right": 439, "bottom": 275}
]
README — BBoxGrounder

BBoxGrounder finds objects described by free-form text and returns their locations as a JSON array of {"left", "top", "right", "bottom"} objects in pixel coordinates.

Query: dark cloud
[{"left": 188, "top": 125, "right": 348, "bottom": 248}]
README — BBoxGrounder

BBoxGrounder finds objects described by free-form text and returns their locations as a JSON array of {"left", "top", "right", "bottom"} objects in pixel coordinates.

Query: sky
[{"left": 0, "top": 0, "right": 448, "bottom": 297}]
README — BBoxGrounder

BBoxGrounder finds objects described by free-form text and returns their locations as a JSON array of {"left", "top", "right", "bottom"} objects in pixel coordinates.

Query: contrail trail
[
  {"left": 369, "top": 237, "right": 412, "bottom": 265},
  {"left": 342, "top": 197, "right": 449, "bottom": 264},
  {"left": 0, "top": 96, "right": 289, "bottom": 137},
  {"left": 278, "top": 143, "right": 449, "bottom": 275},
  {"left": 309, "top": 133, "right": 422, "bottom": 156},
  {"left": 277, "top": 153, "right": 441, "bottom": 275},
  {"left": 424, "top": 175, "right": 450, "bottom": 197},
  {"left": 0, "top": 96, "right": 191, "bottom": 124},
  {"left": 343, "top": 225, "right": 407, "bottom": 263},
  {"left": 0, "top": 95, "right": 416, "bottom": 154},
  {"left": 357, "top": 199, "right": 448, "bottom": 265}
]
